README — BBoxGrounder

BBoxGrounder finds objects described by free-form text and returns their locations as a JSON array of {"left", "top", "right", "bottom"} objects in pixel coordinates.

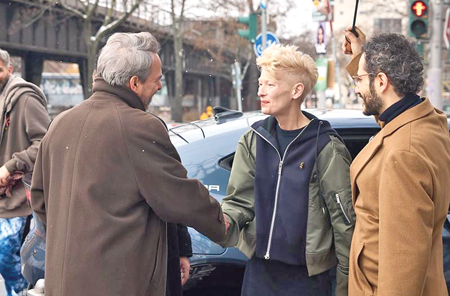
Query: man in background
[{"left": 0, "top": 48, "right": 50, "bottom": 296}]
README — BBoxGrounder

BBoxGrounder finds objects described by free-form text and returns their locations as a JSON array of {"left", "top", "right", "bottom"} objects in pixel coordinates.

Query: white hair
[{"left": 97, "top": 32, "right": 161, "bottom": 87}]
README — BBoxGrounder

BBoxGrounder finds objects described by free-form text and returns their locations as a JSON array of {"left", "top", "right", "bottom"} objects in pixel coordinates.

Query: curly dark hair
[{"left": 362, "top": 34, "right": 424, "bottom": 97}]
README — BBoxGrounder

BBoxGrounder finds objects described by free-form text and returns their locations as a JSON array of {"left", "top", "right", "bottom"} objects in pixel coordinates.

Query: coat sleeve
[
  {"left": 317, "top": 136, "right": 354, "bottom": 296},
  {"left": 217, "top": 131, "right": 256, "bottom": 247},
  {"left": 345, "top": 52, "right": 362, "bottom": 77},
  {"left": 30, "top": 136, "right": 47, "bottom": 225},
  {"left": 4, "top": 95, "right": 50, "bottom": 174},
  {"left": 377, "top": 150, "right": 433, "bottom": 296},
  {"left": 124, "top": 115, "right": 226, "bottom": 243}
]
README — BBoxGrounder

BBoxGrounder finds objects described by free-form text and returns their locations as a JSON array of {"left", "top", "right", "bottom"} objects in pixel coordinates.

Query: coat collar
[
  {"left": 350, "top": 98, "right": 437, "bottom": 204},
  {"left": 92, "top": 78, "right": 146, "bottom": 111}
]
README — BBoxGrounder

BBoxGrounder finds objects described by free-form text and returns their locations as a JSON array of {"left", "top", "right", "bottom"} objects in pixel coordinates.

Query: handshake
[{"left": 223, "top": 213, "right": 230, "bottom": 234}]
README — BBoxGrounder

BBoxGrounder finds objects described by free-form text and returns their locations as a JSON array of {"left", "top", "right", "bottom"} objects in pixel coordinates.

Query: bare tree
[
  {"left": 58, "top": 0, "right": 145, "bottom": 95},
  {"left": 170, "top": 0, "right": 187, "bottom": 122}
]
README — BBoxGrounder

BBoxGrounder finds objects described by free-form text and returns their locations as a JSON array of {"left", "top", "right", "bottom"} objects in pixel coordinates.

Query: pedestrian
[
  {"left": 343, "top": 29, "right": 450, "bottom": 295},
  {"left": 0, "top": 48, "right": 50, "bottom": 296},
  {"left": 217, "top": 44, "right": 354, "bottom": 296},
  {"left": 30, "top": 32, "right": 226, "bottom": 296}
]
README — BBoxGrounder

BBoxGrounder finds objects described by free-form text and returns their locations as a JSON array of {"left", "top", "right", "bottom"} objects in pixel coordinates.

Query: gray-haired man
[
  {"left": 30, "top": 32, "right": 226, "bottom": 296},
  {"left": 0, "top": 48, "right": 50, "bottom": 296}
]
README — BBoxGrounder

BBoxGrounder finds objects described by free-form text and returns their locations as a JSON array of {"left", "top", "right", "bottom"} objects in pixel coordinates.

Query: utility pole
[
  {"left": 261, "top": 0, "right": 267, "bottom": 51},
  {"left": 428, "top": 0, "right": 444, "bottom": 109}
]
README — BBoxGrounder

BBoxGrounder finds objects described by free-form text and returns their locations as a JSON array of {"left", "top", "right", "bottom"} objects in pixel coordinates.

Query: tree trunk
[{"left": 171, "top": 34, "right": 184, "bottom": 122}]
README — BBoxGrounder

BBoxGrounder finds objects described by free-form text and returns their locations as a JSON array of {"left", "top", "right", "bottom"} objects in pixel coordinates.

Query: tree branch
[
  {"left": 94, "top": 0, "right": 144, "bottom": 40},
  {"left": 86, "top": 0, "right": 101, "bottom": 21},
  {"left": 59, "top": 0, "right": 86, "bottom": 19}
]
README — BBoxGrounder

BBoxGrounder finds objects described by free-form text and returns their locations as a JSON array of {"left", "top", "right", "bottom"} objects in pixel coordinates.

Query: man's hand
[
  {"left": 0, "top": 166, "right": 10, "bottom": 185},
  {"left": 180, "top": 256, "right": 190, "bottom": 285},
  {"left": 342, "top": 26, "right": 366, "bottom": 59},
  {"left": 223, "top": 214, "right": 230, "bottom": 235}
]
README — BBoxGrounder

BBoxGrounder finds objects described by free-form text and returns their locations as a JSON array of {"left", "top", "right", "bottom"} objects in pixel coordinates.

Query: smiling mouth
[{"left": 261, "top": 101, "right": 269, "bottom": 105}]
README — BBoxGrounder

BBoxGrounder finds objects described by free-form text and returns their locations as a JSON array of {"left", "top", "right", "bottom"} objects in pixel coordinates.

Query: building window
[{"left": 374, "top": 18, "right": 402, "bottom": 35}]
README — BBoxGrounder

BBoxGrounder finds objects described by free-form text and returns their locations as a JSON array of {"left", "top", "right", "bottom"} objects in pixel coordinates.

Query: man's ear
[
  {"left": 377, "top": 72, "right": 389, "bottom": 93},
  {"left": 7, "top": 65, "right": 12, "bottom": 75},
  {"left": 129, "top": 76, "right": 139, "bottom": 92},
  {"left": 292, "top": 82, "right": 305, "bottom": 100}
]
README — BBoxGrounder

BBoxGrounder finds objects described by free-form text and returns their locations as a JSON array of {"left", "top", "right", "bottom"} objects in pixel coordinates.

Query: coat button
[{"left": 299, "top": 162, "right": 305, "bottom": 169}]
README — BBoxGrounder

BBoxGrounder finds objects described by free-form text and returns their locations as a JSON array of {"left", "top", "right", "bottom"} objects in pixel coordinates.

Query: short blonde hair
[{"left": 256, "top": 44, "right": 318, "bottom": 100}]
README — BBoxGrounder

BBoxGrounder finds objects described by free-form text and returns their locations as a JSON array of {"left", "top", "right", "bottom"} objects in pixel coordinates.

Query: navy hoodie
[{"left": 251, "top": 112, "right": 339, "bottom": 265}]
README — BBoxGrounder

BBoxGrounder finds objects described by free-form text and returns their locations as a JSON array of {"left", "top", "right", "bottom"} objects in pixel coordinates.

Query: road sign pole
[
  {"left": 261, "top": 0, "right": 267, "bottom": 51},
  {"left": 427, "top": 0, "right": 443, "bottom": 109},
  {"left": 234, "top": 61, "right": 243, "bottom": 112}
]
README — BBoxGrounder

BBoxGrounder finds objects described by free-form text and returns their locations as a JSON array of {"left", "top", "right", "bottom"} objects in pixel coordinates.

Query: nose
[
  {"left": 257, "top": 85, "right": 266, "bottom": 98},
  {"left": 158, "top": 81, "right": 162, "bottom": 90},
  {"left": 354, "top": 83, "right": 360, "bottom": 95}
]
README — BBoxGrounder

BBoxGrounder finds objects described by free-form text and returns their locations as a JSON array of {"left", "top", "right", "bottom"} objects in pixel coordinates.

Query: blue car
[{"left": 168, "top": 107, "right": 450, "bottom": 295}]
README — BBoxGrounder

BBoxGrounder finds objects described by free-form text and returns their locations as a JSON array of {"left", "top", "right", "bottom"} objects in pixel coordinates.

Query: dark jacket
[
  {"left": 167, "top": 224, "right": 192, "bottom": 296},
  {"left": 0, "top": 75, "right": 50, "bottom": 218},
  {"left": 30, "top": 79, "right": 225, "bottom": 296}
]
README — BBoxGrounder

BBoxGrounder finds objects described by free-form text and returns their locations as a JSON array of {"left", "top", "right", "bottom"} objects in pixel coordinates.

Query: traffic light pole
[
  {"left": 261, "top": 2, "right": 267, "bottom": 51},
  {"left": 428, "top": 0, "right": 443, "bottom": 109}
]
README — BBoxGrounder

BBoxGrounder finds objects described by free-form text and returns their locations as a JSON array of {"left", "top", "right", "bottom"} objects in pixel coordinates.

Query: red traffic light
[{"left": 411, "top": 1, "right": 427, "bottom": 17}]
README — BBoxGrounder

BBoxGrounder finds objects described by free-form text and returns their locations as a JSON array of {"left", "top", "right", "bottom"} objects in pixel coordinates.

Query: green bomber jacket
[{"left": 218, "top": 128, "right": 355, "bottom": 296}]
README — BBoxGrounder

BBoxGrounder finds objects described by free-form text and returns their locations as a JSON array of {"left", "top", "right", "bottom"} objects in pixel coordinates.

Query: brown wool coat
[
  {"left": 345, "top": 57, "right": 450, "bottom": 296},
  {"left": 349, "top": 98, "right": 450, "bottom": 296},
  {"left": 31, "top": 79, "right": 226, "bottom": 296}
]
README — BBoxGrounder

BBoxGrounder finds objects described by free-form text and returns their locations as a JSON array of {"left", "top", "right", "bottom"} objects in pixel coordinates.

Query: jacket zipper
[
  {"left": 251, "top": 120, "right": 312, "bottom": 260},
  {"left": 335, "top": 193, "right": 351, "bottom": 224}
]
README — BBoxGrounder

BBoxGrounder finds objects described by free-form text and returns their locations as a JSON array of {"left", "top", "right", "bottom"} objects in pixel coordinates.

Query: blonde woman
[{"left": 218, "top": 45, "right": 354, "bottom": 296}]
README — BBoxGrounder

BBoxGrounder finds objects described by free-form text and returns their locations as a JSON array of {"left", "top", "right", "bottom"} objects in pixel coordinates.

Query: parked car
[{"left": 168, "top": 107, "right": 450, "bottom": 295}]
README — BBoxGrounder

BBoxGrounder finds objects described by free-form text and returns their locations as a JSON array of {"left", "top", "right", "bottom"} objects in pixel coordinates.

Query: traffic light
[
  {"left": 237, "top": 13, "right": 257, "bottom": 43},
  {"left": 408, "top": 0, "right": 429, "bottom": 39}
]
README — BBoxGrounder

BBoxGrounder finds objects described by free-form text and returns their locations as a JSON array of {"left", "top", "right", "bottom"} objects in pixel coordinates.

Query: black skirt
[{"left": 241, "top": 256, "right": 332, "bottom": 296}]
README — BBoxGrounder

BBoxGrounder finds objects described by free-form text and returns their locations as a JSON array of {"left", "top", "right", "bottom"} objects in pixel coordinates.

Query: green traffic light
[{"left": 237, "top": 13, "right": 257, "bottom": 43}]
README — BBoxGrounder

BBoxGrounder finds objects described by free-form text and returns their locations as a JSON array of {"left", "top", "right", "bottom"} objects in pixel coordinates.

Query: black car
[{"left": 168, "top": 107, "right": 450, "bottom": 295}]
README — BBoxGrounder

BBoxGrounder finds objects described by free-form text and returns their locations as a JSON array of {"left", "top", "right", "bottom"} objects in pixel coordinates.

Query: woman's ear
[{"left": 293, "top": 83, "right": 305, "bottom": 100}]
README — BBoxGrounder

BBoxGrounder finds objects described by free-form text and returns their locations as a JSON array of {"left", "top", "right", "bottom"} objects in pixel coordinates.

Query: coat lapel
[
  {"left": 350, "top": 98, "right": 436, "bottom": 205},
  {"left": 350, "top": 131, "right": 383, "bottom": 205}
]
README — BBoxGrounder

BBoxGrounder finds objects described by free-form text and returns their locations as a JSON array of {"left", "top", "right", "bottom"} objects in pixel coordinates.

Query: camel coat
[
  {"left": 30, "top": 79, "right": 225, "bottom": 296},
  {"left": 349, "top": 97, "right": 450, "bottom": 296}
]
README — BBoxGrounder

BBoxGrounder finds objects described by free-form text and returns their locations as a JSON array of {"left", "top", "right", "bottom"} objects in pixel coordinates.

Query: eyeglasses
[{"left": 352, "top": 73, "right": 375, "bottom": 85}]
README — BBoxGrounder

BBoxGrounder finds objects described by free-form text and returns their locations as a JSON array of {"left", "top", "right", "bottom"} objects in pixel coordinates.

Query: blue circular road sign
[{"left": 254, "top": 32, "right": 280, "bottom": 57}]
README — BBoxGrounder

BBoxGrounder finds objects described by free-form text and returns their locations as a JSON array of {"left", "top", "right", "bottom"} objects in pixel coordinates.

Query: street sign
[
  {"left": 444, "top": 8, "right": 450, "bottom": 49},
  {"left": 253, "top": 32, "right": 280, "bottom": 57},
  {"left": 312, "top": 0, "right": 333, "bottom": 22},
  {"left": 260, "top": 0, "right": 267, "bottom": 9}
]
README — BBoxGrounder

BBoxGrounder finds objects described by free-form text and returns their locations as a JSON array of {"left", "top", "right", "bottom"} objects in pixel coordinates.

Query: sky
[
  {"left": 150, "top": 0, "right": 316, "bottom": 39},
  {"left": 273, "top": 1, "right": 316, "bottom": 38}
]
